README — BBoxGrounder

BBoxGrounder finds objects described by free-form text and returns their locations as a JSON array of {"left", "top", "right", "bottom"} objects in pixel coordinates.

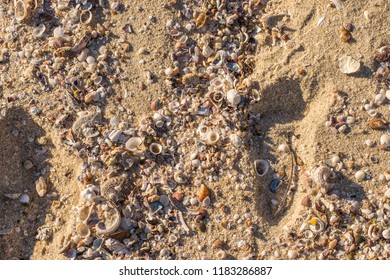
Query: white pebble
[
  {"left": 19, "top": 194, "right": 30, "bottom": 205},
  {"left": 379, "top": 134, "right": 390, "bottom": 148},
  {"left": 355, "top": 170, "right": 365, "bottom": 181},
  {"left": 86, "top": 56, "right": 95, "bottom": 64},
  {"left": 365, "top": 139, "right": 374, "bottom": 147}
]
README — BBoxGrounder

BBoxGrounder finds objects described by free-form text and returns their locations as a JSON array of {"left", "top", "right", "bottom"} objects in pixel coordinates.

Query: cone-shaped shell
[{"left": 197, "top": 184, "right": 210, "bottom": 202}]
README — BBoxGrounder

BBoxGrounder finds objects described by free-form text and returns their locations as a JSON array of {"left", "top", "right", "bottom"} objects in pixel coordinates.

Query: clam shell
[
  {"left": 79, "top": 205, "right": 92, "bottom": 222},
  {"left": 254, "top": 159, "right": 269, "bottom": 177},
  {"left": 195, "top": 12, "right": 206, "bottom": 28},
  {"left": 15, "top": 0, "right": 29, "bottom": 22},
  {"left": 226, "top": 89, "right": 241, "bottom": 106},
  {"left": 210, "top": 91, "right": 224, "bottom": 103},
  {"left": 149, "top": 143, "right": 162, "bottom": 155},
  {"left": 125, "top": 137, "right": 143, "bottom": 152},
  {"left": 76, "top": 223, "right": 90, "bottom": 237},
  {"left": 312, "top": 165, "right": 330, "bottom": 187},
  {"left": 339, "top": 55, "right": 360, "bottom": 74},
  {"left": 379, "top": 134, "right": 390, "bottom": 148}
]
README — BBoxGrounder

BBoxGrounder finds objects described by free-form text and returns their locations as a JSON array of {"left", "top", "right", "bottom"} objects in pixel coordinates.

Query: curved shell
[
  {"left": 95, "top": 201, "right": 121, "bottom": 236},
  {"left": 382, "top": 229, "right": 390, "bottom": 240},
  {"left": 226, "top": 89, "right": 241, "bottom": 106},
  {"left": 125, "top": 137, "right": 143, "bottom": 152},
  {"left": 79, "top": 205, "right": 93, "bottom": 222},
  {"left": 197, "top": 184, "right": 210, "bottom": 202},
  {"left": 100, "top": 174, "right": 128, "bottom": 202},
  {"left": 197, "top": 124, "right": 209, "bottom": 139},
  {"left": 15, "top": 0, "right": 29, "bottom": 22},
  {"left": 206, "top": 130, "right": 220, "bottom": 145},
  {"left": 308, "top": 217, "right": 325, "bottom": 233},
  {"left": 254, "top": 159, "right": 269, "bottom": 177},
  {"left": 210, "top": 91, "right": 224, "bottom": 103},
  {"left": 149, "top": 143, "right": 162, "bottom": 155},
  {"left": 368, "top": 224, "right": 380, "bottom": 241},
  {"left": 173, "top": 171, "right": 187, "bottom": 184},
  {"left": 80, "top": 10, "right": 92, "bottom": 25},
  {"left": 76, "top": 222, "right": 90, "bottom": 237},
  {"left": 312, "top": 165, "right": 331, "bottom": 187}
]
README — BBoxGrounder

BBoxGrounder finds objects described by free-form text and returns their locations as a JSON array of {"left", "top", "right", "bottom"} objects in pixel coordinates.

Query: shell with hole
[
  {"left": 149, "top": 142, "right": 163, "bottom": 155},
  {"left": 254, "top": 159, "right": 269, "bottom": 177},
  {"left": 206, "top": 130, "right": 220, "bottom": 145},
  {"left": 125, "top": 137, "right": 143, "bottom": 152}
]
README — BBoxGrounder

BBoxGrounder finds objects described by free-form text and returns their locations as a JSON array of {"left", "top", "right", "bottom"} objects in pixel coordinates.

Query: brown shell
[
  {"left": 195, "top": 13, "right": 207, "bottom": 29},
  {"left": 369, "top": 118, "right": 387, "bottom": 130},
  {"left": 36, "top": 176, "right": 47, "bottom": 197},
  {"left": 197, "top": 184, "right": 210, "bottom": 202}
]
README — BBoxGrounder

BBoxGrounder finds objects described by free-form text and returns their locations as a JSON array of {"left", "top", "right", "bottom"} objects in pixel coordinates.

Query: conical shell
[{"left": 197, "top": 184, "right": 210, "bottom": 202}]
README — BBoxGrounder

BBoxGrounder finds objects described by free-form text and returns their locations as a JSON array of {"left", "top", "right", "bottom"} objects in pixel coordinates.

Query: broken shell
[
  {"left": 172, "top": 192, "right": 184, "bottom": 202},
  {"left": 197, "top": 184, "right": 210, "bottom": 202},
  {"left": 33, "top": 23, "right": 46, "bottom": 38},
  {"left": 202, "top": 45, "right": 214, "bottom": 58},
  {"left": 80, "top": 10, "right": 92, "bottom": 25},
  {"left": 303, "top": 230, "right": 314, "bottom": 239},
  {"left": 95, "top": 202, "right": 121, "bottom": 236},
  {"left": 149, "top": 143, "right": 162, "bottom": 155},
  {"left": 277, "top": 143, "right": 289, "bottom": 153},
  {"left": 339, "top": 55, "right": 360, "bottom": 74},
  {"left": 76, "top": 223, "right": 90, "bottom": 237},
  {"left": 254, "top": 159, "right": 269, "bottom": 177},
  {"left": 15, "top": 0, "right": 28, "bottom": 22},
  {"left": 368, "top": 224, "right": 380, "bottom": 241},
  {"left": 379, "top": 134, "right": 390, "bottom": 149},
  {"left": 312, "top": 165, "right": 330, "bottom": 187},
  {"left": 374, "top": 93, "right": 386, "bottom": 105},
  {"left": 197, "top": 124, "right": 209, "bottom": 139},
  {"left": 79, "top": 205, "right": 92, "bottom": 222},
  {"left": 125, "top": 137, "right": 143, "bottom": 152},
  {"left": 226, "top": 89, "right": 241, "bottom": 106},
  {"left": 308, "top": 217, "right": 325, "bottom": 233},
  {"left": 210, "top": 91, "right": 224, "bottom": 103},
  {"left": 195, "top": 12, "right": 206, "bottom": 28},
  {"left": 206, "top": 130, "right": 220, "bottom": 145},
  {"left": 35, "top": 176, "right": 47, "bottom": 197},
  {"left": 355, "top": 170, "right": 365, "bottom": 181}
]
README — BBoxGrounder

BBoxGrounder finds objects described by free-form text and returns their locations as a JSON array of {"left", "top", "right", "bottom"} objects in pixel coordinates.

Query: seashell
[
  {"left": 65, "top": 248, "right": 77, "bottom": 259},
  {"left": 92, "top": 238, "right": 104, "bottom": 250},
  {"left": 206, "top": 130, "right": 220, "bottom": 145},
  {"left": 202, "top": 45, "right": 214, "bottom": 58},
  {"left": 195, "top": 12, "right": 206, "bottom": 28},
  {"left": 386, "top": 89, "right": 390, "bottom": 101},
  {"left": 374, "top": 46, "right": 390, "bottom": 62},
  {"left": 229, "top": 134, "right": 242, "bottom": 147},
  {"left": 355, "top": 170, "right": 365, "bottom": 181},
  {"left": 149, "top": 201, "right": 163, "bottom": 213},
  {"left": 287, "top": 250, "right": 298, "bottom": 259},
  {"left": 125, "top": 137, "right": 143, "bottom": 152},
  {"left": 33, "top": 23, "right": 46, "bottom": 38},
  {"left": 80, "top": 7, "right": 92, "bottom": 22},
  {"left": 226, "top": 89, "right": 241, "bottom": 106},
  {"left": 312, "top": 165, "right": 330, "bottom": 187},
  {"left": 172, "top": 192, "right": 184, "bottom": 203},
  {"left": 368, "top": 224, "right": 380, "bottom": 241},
  {"left": 100, "top": 174, "right": 128, "bottom": 202},
  {"left": 268, "top": 179, "right": 282, "bottom": 192},
  {"left": 173, "top": 171, "right": 187, "bottom": 184},
  {"left": 369, "top": 118, "right": 387, "bottom": 130},
  {"left": 339, "top": 55, "right": 360, "bottom": 74},
  {"left": 216, "top": 250, "right": 227, "bottom": 260},
  {"left": 19, "top": 193, "right": 30, "bottom": 205},
  {"left": 212, "top": 240, "right": 224, "bottom": 249},
  {"left": 76, "top": 223, "right": 90, "bottom": 237},
  {"left": 382, "top": 229, "right": 390, "bottom": 240},
  {"left": 277, "top": 143, "right": 289, "bottom": 153},
  {"left": 79, "top": 205, "right": 93, "bottom": 222},
  {"left": 72, "top": 111, "right": 101, "bottom": 136},
  {"left": 254, "top": 159, "right": 269, "bottom": 177},
  {"left": 15, "top": 0, "right": 29, "bottom": 22},
  {"left": 308, "top": 217, "right": 325, "bottom": 233},
  {"left": 374, "top": 93, "right": 386, "bottom": 105},
  {"left": 379, "top": 134, "right": 390, "bottom": 149},
  {"left": 365, "top": 139, "right": 374, "bottom": 147},
  {"left": 197, "top": 184, "right": 210, "bottom": 202},
  {"left": 197, "top": 124, "right": 209, "bottom": 139},
  {"left": 95, "top": 201, "right": 121, "bottom": 236},
  {"left": 385, "top": 189, "right": 390, "bottom": 199},
  {"left": 210, "top": 91, "right": 224, "bottom": 103},
  {"left": 303, "top": 230, "right": 314, "bottom": 239},
  {"left": 367, "top": 109, "right": 378, "bottom": 117},
  {"left": 149, "top": 143, "right": 162, "bottom": 155},
  {"left": 35, "top": 176, "right": 47, "bottom": 197}
]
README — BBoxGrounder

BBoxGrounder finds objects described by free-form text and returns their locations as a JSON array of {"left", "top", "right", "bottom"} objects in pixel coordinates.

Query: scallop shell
[
  {"left": 312, "top": 165, "right": 330, "bottom": 187},
  {"left": 197, "top": 184, "right": 210, "bottom": 202},
  {"left": 76, "top": 223, "right": 90, "bottom": 237},
  {"left": 226, "top": 89, "right": 241, "bottom": 106},
  {"left": 35, "top": 176, "right": 47, "bottom": 197},
  {"left": 149, "top": 143, "right": 162, "bottom": 155},
  {"left": 254, "top": 159, "right": 269, "bottom": 177},
  {"left": 339, "top": 55, "right": 360, "bottom": 74}
]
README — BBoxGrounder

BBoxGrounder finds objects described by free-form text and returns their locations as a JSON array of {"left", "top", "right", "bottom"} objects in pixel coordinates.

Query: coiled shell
[
  {"left": 313, "top": 165, "right": 330, "bottom": 187},
  {"left": 197, "top": 184, "right": 210, "bottom": 202}
]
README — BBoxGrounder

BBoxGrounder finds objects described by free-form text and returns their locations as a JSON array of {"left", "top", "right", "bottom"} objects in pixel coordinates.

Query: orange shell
[{"left": 197, "top": 184, "right": 210, "bottom": 202}]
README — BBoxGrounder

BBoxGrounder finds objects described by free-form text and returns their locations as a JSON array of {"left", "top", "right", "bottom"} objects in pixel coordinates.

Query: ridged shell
[
  {"left": 197, "top": 184, "right": 210, "bottom": 202},
  {"left": 313, "top": 165, "right": 330, "bottom": 187}
]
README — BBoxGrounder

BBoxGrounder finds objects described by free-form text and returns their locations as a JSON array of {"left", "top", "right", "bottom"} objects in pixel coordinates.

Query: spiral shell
[
  {"left": 313, "top": 165, "right": 331, "bottom": 187},
  {"left": 197, "top": 184, "right": 210, "bottom": 202}
]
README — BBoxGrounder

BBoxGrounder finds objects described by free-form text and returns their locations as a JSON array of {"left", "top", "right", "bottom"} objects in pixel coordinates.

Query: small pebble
[
  {"left": 355, "top": 170, "right": 365, "bottom": 181},
  {"left": 19, "top": 194, "right": 30, "bottom": 205}
]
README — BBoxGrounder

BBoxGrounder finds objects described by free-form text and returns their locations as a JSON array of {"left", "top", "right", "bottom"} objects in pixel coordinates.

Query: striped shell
[{"left": 312, "top": 165, "right": 330, "bottom": 187}]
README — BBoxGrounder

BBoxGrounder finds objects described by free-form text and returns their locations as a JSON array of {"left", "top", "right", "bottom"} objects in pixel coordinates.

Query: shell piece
[
  {"left": 149, "top": 143, "right": 162, "bottom": 155},
  {"left": 95, "top": 201, "right": 121, "bottom": 236},
  {"left": 80, "top": 10, "right": 92, "bottom": 25},
  {"left": 125, "top": 137, "right": 143, "bottom": 152},
  {"left": 339, "top": 55, "right": 360, "bottom": 74},
  {"left": 308, "top": 217, "right": 325, "bottom": 233},
  {"left": 369, "top": 118, "right": 387, "bottom": 130},
  {"left": 100, "top": 174, "right": 128, "bottom": 202},
  {"left": 79, "top": 205, "right": 92, "bottom": 222},
  {"left": 33, "top": 23, "right": 46, "bottom": 38},
  {"left": 76, "top": 223, "right": 90, "bottom": 237},
  {"left": 268, "top": 179, "right": 282, "bottom": 192},
  {"left": 195, "top": 12, "right": 206, "bottom": 28},
  {"left": 382, "top": 229, "right": 390, "bottom": 240},
  {"left": 254, "top": 159, "right": 269, "bottom": 177},
  {"left": 15, "top": 0, "right": 29, "bottom": 22},
  {"left": 197, "top": 184, "right": 210, "bottom": 202},
  {"left": 355, "top": 170, "right": 365, "bottom": 181},
  {"left": 35, "top": 176, "right": 47, "bottom": 197},
  {"left": 379, "top": 134, "right": 390, "bottom": 149},
  {"left": 368, "top": 224, "right": 380, "bottom": 241},
  {"left": 72, "top": 111, "right": 101, "bottom": 136},
  {"left": 312, "top": 165, "right": 330, "bottom": 187},
  {"left": 206, "top": 130, "right": 220, "bottom": 145}
]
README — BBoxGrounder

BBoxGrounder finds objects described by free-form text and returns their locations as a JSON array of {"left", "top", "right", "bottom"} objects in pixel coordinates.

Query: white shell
[
  {"left": 355, "top": 170, "right": 365, "bottom": 181},
  {"left": 125, "top": 137, "right": 143, "bottom": 152},
  {"left": 226, "top": 89, "right": 241, "bottom": 106},
  {"left": 277, "top": 143, "right": 289, "bottom": 153},
  {"left": 382, "top": 229, "right": 390, "bottom": 240},
  {"left": 33, "top": 23, "right": 46, "bottom": 38},
  {"left": 202, "top": 45, "right": 214, "bottom": 58},
  {"left": 80, "top": 10, "right": 92, "bottom": 25},
  {"left": 386, "top": 89, "right": 390, "bottom": 101},
  {"left": 374, "top": 93, "right": 386, "bottom": 105},
  {"left": 149, "top": 143, "right": 162, "bottom": 155},
  {"left": 53, "top": 26, "right": 65, "bottom": 38},
  {"left": 197, "top": 124, "right": 209, "bottom": 139},
  {"left": 365, "top": 139, "right": 374, "bottom": 147},
  {"left": 368, "top": 224, "right": 380, "bottom": 241},
  {"left": 254, "top": 159, "right": 269, "bottom": 177},
  {"left": 339, "top": 55, "right": 360, "bottom": 74},
  {"left": 385, "top": 189, "right": 390, "bottom": 199},
  {"left": 206, "top": 130, "right": 220, "bottom": 145},
  {"left": 229, "top": 134, "right": 242, "bottom": 146},
  {"left": 312, "top": 165, "right": 330, "bottom": 187},
  {"left": 303, "top": 230, "right": 314, "bottom": 239},
  {"left": 15, "top": 0, "right": 28, "bottom": 22},
  {"left": 287, "top": 250, "right": 298, "bottom": 259},
  {"left": 379, "top": 134, "right": 390, "bottom": 148},
  {"left": 309, "top": 217, "right": 325, "bottom": 233}
]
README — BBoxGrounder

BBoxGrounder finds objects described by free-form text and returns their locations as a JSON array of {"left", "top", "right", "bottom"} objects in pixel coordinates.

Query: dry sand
[{"left": 0, "top": 0, "right": 389, "bottom": 260}]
